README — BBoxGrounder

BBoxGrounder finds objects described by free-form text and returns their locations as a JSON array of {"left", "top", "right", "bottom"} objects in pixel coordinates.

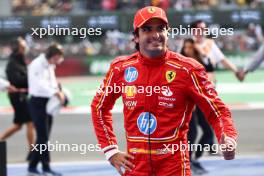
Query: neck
[{"left": 141, "top": 50, "right": 166, "bottom": 59}]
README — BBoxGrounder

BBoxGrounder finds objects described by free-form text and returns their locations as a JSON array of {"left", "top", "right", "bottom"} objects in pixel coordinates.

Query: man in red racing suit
[{"left": 91, "top": 6, "right": 237, "bottom": 176}]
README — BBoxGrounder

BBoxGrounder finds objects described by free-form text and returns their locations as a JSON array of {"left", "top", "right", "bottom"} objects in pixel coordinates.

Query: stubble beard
[{"left": 146, "top": 48, "right": 165, "bottom": 58}]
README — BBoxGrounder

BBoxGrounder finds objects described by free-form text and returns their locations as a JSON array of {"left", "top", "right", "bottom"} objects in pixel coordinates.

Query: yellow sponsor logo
[
  {"left": 125, "top": 86, "right": 137, "bottom": 98},
  {"left": 166, "top": 71, "right": 176, "bottom": 83}
]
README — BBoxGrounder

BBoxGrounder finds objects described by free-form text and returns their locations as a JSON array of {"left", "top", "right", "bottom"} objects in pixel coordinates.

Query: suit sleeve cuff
[
  {"left": 225, "top": 136, "right": 237, "bottom": 147},
  {"left": 102, "top": 145, "right": 119, "bottom": 160},
  {"left": 105, "top": 148, "right": 119, "bottom": 160}
]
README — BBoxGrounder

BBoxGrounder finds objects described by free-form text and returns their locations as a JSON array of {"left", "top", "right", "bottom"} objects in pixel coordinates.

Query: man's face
[{"left": 134, "top": 18, "right": 168, "bottom": 58}]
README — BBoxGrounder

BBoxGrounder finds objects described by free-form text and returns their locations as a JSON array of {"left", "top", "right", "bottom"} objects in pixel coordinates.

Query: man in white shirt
[{"left": 27, "top": 43, "right": 64, "bottom": 176}]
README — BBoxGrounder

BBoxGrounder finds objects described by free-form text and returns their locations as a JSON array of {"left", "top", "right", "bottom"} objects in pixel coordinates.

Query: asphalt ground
[
  {"left": 1, "top": 110, "right": 264, "bottom": 175},
  {"left": 6, "top": 157, "right": 264, "bottom": 176},
  {"left": 1, "top": 109, "right": 264, "bottom": 162}
]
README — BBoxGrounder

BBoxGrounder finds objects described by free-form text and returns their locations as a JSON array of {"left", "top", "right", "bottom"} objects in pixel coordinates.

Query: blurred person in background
[
  {"left": 27, "top": 43, "right": 65, "bottom": 176},
  {"left": 151, "top": 0, "right": 170, "bottom": 11},
  {"left": 0, "top": 37, "right": 35, "bottom": 153},
  {"left": 245, "top": 23, "right": 263, "bottom": 50},
  {"left": 174, "top": 0, "right": 193, "bottom": 10},
  {"left": 191, "top": 20, "right": 241, "bottom": 81},
  {"left": 237, "top": 43, "right": 264, "bottom": 81},
  {"left": 101, "top": 0, "right": 117, "bottom": 11},
  {"left": 91, "top": 6, "right": 237, "bottom": 176},
  {"left": 181, "top": 38, "right": 215, "bottom": 174},
  {"left": 195, "top": 0, "right": 211, "bottom": 10},
  {"left": 247, "top": 23, "right": 263, "bottom": 43}
]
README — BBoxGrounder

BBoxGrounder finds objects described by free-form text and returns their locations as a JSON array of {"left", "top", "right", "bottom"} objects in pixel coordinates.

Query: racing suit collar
[{"left": 138, "top": 50, "right": 168, "bottom": 66}]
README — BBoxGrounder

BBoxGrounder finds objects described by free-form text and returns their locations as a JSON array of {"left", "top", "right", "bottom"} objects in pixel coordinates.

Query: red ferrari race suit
[{"left": 91, "top": 50, "right": 238, "bottom": 176}]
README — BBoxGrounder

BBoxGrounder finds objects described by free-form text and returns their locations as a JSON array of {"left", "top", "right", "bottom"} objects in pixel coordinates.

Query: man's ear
[{"left": 134, "top": 35, "right": 139, "bottom": 43}]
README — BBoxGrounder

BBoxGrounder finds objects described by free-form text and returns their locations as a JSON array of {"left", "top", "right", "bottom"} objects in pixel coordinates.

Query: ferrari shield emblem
[
  {"left": 166, "top": 71, "right": 176, "bottom": 83},
  {"left": 148, "top": 7, "right": 156, "bottom": 13}
]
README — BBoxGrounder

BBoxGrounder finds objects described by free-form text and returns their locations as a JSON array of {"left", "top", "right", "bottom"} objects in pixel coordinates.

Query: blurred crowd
[
  {"left": 12, "top": 0, "right": 264, "bottom": 15},
  {"left": 0, "top": 22, "right": 263, "bottom": 60}
]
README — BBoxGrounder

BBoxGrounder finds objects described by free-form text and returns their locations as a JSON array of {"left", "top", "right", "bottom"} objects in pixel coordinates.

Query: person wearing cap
[
  {"left": 91, "top": 6, "right": 237, "bottom": 176},
  {"left": 27, "top": 43, "right": 64, "bottom": 176},
  {"left": 0, "top": 37, "right": 34, "bottom": 153}
]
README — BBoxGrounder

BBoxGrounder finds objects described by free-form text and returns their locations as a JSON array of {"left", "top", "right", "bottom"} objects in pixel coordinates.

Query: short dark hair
[
  {"left": 180, "top": 38, "right": 203, "bottom": 64},
  {"left": 190, "top": 20, "right": 205, "bottom": 29},
  {"left": 10, "top": 37, "right": 24, "bottom": 54},
  {"left": 132, "top": 29, "right": 139, "bottom": 51},
  {"left": 180, "top": 38, "right": 195, "bottom": 56},
  {"left": 45, "top": 43, "right": 64, "bottom": 59}
]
